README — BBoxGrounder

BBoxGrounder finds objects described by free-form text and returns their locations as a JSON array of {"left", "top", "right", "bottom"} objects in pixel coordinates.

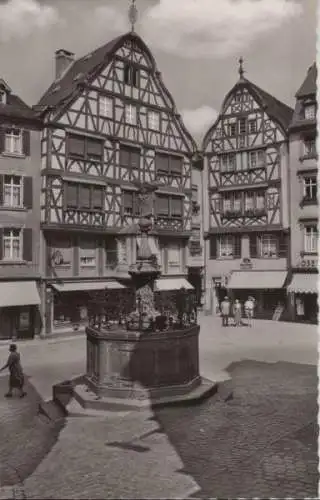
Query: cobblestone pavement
[
  {"left": 154, "top": 360, "right": 318, "bottom": 498},
  {"left": 0, "top": 376, "right": 65, "bottom": 496}
]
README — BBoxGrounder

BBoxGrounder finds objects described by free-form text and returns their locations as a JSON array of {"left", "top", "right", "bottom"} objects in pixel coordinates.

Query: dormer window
[
  {"left": 0, "top": 90, "right": 6, "bottom": 105},
  {"left": 124, "top": 63, "right": 139, "bottom": 88},
  {"left": 304, "top": 104, "right": 316, "bottom": 120}
]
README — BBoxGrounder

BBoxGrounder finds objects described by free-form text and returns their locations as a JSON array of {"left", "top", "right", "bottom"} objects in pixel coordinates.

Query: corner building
[
  {"left": 35, "top": 32, "right": 199, "bottom": 335},
  {"left": 287, "top": 63, "right": 318, "bottom": 323},
  {"left": 202, "top": 66, "right": 293, "bottom": 319},
  {"left": 0, "top": 79, "right": 42, "bottom": 339}
]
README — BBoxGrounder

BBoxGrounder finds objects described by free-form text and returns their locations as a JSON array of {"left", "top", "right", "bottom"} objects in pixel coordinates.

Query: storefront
[
  {"left": 154, "top": 277, "right": 194, "bottom": 314},
  {"left": 226, "top": 270, "right": 288, "bottom": 320},
  {"left": 187, "top": 267, "right": 203, "bottom": 307},
  {"left": 287, "top": 272, "right": 318, "bottom": 324},
  {"left": 46, "top": 280, "right": 127, "bottom": 334},
  {"left": 0, "top": 280, "right": 41, "bottom": 340}
]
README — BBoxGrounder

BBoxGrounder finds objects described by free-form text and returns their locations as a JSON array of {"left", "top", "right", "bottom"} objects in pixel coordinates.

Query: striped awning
[
  {"left": 227, "top": 271, "right": 287, "bottom": 289},
  {"left": 287, "top": 273, "right": 318, "bottom": 294}
]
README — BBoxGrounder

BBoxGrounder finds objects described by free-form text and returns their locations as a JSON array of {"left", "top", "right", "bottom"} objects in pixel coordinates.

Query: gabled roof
[
  {"left": 203, "top": 76, "right": 294, "bottom": 149},
  {"left": 35, "top": 32, "right": 156, "bottom": 112},
  {"left": 0, "top": 82, "right": 39, "bottom": 122},
  {"left": 295, "top": 63, "right": 317, "bottom": 98}
]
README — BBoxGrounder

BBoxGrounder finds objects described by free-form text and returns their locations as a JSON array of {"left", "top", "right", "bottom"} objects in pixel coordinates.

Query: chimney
[{"left": 55, "top": 49, "right": 75, "bottom": 79}]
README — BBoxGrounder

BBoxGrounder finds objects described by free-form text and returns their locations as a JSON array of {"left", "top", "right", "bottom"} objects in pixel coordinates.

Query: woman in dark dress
[{"left": 0, "top": 344, "right": 26, "bottom": 398}]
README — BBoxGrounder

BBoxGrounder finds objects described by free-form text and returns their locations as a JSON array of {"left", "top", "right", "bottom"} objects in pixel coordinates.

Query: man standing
[
  {"left": 244, "top": 296, "right": 255, "bottom": 327},
  {"left": 221, "top": 296, "right": 230, "bottom": 327}
]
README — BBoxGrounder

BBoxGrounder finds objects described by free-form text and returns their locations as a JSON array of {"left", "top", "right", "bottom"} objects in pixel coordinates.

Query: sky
[{"left": 0, "top": 0, "right": 317, "bottom": 145}]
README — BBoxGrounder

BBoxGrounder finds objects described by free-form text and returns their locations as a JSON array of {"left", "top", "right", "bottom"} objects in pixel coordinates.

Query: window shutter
[
  {"left": 209, "top": 237, "right": 217, "bottom": 259},
  {"left": 22, "top": 130, "right": 30, "bottom": 156},
  {"left": 80, "top": 185, "right": 91, "bottom": 208},
  {"left": 0, "top": 175, "right": 3, "bottom": 205},
  {"left": 92, "top": 186, "right": 103, "bottom": 209},
  {"left": 278, "top": 233, "right": 288, "bottom": 258},
  {"left": 23, "top": 177, "right": 33, "bottom": 209},
  {"left": 66, "top": 183, "right": 78, "bottom": 208},
  {"left": 0, "top": 228, "right": 3, "bottom": 260},
  {"left": 0, "top": 127, "right": 5, "bottom": 153},
  {"left": 23, "top": 228, "right": 33, "bottom": 262},
  {"left": 234, "top": 235, "right": 241, "bottom": 258},
  {"left": 249, "top": 234, "right": 258, "bottom": 258}
]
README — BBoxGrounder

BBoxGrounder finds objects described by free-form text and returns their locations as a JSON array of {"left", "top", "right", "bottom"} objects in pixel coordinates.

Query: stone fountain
[{"left": 53, "top": 185, "right": 216, "bottom": 413}]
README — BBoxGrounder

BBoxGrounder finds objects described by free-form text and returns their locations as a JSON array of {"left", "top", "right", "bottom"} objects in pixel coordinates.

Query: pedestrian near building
[
  {"left": 233, "top": 299, "right": 242, "bottom": 327},
  {"left": 221, "top": 296, "right": 231, "bottom": 327},
  {"left": 0, "top": 344, "right": 26, "bottom": 398},
  {"left": 244, "top": 296, "right": 255, "bottom": 327}
]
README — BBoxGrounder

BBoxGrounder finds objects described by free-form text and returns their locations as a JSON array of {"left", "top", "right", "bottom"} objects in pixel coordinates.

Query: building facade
[
  {"left": 287, "top": 63, "right": 318, "bottom": 323},
  {"left": 35, "top": 32, "right": 199, "bottom": 335},
  {"left": 0, "top": 79, "right": 42, "bottom": 339},
  {"left": 202, "top": 64, "right": 294, "bottom": 319}
]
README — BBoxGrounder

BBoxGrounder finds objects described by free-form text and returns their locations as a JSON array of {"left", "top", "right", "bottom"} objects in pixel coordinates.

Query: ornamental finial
[
  {"left": 128, "top": 0, "right": 138, "bottom": 32},
  {"left": 238, "top": 56, "right": 245, "bottom": 79}
]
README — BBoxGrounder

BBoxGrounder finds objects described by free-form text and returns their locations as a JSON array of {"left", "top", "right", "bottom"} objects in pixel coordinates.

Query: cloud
[
  {"left": 91, "top": 5, "right": 128, "bottom": 33},
  {"left": 141, "top": 0, "right": 303, "bottom": 58},
  {"left": 0, "top": 0, "right": 59, "bottom": 42},
  {"left": 181, "top": 106, "right": 218, "bottom": 137}
]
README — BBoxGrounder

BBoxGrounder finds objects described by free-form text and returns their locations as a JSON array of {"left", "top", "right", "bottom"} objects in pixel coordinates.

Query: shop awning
[
  {"left": 287, "top": 273, "right": 318, "bottom": 294},
  {"left": 52, "top": 281, "right": 125, "bottom": 292},
  {"left": 227, "top": 271, "right": 287, "bottom": 289},
  {"left": 155, "top": 278, "right": 194, "bottom": 291},
  {"left": 0, "top": 281, "right": 40, "bottom": 307}
]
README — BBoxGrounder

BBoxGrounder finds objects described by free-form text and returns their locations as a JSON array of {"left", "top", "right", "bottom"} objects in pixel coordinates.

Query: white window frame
[
  {"left": 249, "top": 150, "right": 264, "bottom": 169},
  {"left": 303, "top": 177, "right": 317, "bottom": 200},
  {"left": 259, "top": 234, "right": 278, "bottom": 258},
  {"left": 218, "top": 235, "right": 234, "bottom": 258},
  {"left": 248, "top": 120, "right": 257, "bottom": 134},
  {"left": 304, "top": 104, "right": 316, "bottom": 120},
  {"left": 234, "top": 93, "right": 242, "bottom": 103},
  {"left": 3, "top": 175, "right": 23, "bottom": 207},
  {"left": 238, "top": 118, "right": 246, "bottom": 135},
  {"left": 125, "top": 104, "right": 137, "bottom": 125},
  {"left": 148, "top": 111, "right": 160, "bottom": 131},
  {"left": 244, "top": 192, "right": 254, "bottom": 210},
  {"left": 221, "top": 153, "right": 236, "bottom": 172},
  {"left": 4, "top": 128, "right": 22, "bottom": 154},
  {"left": 3, "top": 228, "right": 22, "bottom": 261},
  {"left": 303, "top": 139, "right": 316, "bottom": 157},
  {"left": 229, "top": 123, "right": 236, "bottom": 136},
  {"left": 99, "top": 96, "right": 112, "bottom": 118},
  {"left": 304, "top": 225, "right": 318, "bottom": 253}
]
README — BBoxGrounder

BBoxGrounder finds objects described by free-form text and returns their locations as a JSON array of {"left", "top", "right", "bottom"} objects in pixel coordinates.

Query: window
[
  {"left": 303, "top": 138, "right": 316, "bottom": 157},
  {"left": 233, "top": 192, "right": 242, "bottom": 212},
  {"left": 255, "top": 191, "right": 265, "bottom": 210},
  {"left": 5, "top": 128, "right": 22, "bottom": 154},
  {"left": 79, "top": 239, "right": 96, "bottom": 267},
  {"left": 123, "top": 191, "right": 139, "bottom": 216},
  {"left": 303, "top": 177, "right": 317, "bottom": 201},
  {"left": 124, "top": 64, "right": 138, "bottom": 87},
  {"left": 148, "top": 111, "right": 160, "bottom": 130},
  {"left": 125, "top": 104, "right": 137, "bottom": 125},
  {"left": 304, "top": 104, "right": 316, "bottom": 120},
  {"left": 0, "top": 91, "right": 6, "bottom": 105},
  {"left": 4, "top": 175, "right": 22, "bottom": 207},
  {"left": 218, "top": 235, "right": 234, "bottom": 258},
  {"left": 105, "top": 238, "right": 118, "bottom": 269},
  {"left": 67, "top": 134, "right": 103, "bottom": 162},
  {"left": 155, "top": 153, "right": 182, "bottom": 177},
  {"left": 249, "top": 150, "right": 265, "bottom": 169},
  {"left": 155, "top": 195, "right": 182, "bottom": 218},
  {"left": 238, "top": 118, "right": 246, "bottom": 135},
  {"left": 3, "top": 228, "right": 21, "bottom": 260},
  {"left": 65, "top": 182, "right": 104, "bottom": 211},
  {"left": 234, "top": 93, "right": 242, "bottom": 103},
  {"left": 245, "top": 192, "right": 254, "bottom": 210},
  {"left": 220, "top": 153, "right": 236, "bottom": 172},
  {"left": 191, "top": 185, "right": 198, "bottom": 202},
  {"left": 248, "top": 120, "right": 257, "bottom": 134},
  {"left": 119, "top": 145, "right": 140, "bottom": 169},
  {"left": 304, "top": 226, "right": 318, "bottom": 253},
  {"left": 259, "top": 234, "right": 278, "bottom": 258},
  {"left": 229, "top": 123, "right": 236, "bottom": 136},
  {"left": 99, "top": 96, "right": 112, "bottom": 118},
  {"left": 223, "top": 194, "right": 232, "bottom": 212}
]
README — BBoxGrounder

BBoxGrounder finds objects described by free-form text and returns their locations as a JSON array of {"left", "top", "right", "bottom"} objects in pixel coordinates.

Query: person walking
[
  {"left": 0, "top": 344, "right": 26, "bottom": 398},
  {"left": 244, "top": 296, "right": 255, "bottom": 327},
  {"left": 233, "top": 299, "right": 242, "bottom": 327},
  {"left": 220, "top": 296, "right": 230, "bottom": 327}
]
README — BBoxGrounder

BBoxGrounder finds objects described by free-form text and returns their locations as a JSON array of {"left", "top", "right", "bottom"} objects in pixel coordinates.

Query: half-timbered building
[
  {"left": 287, "top": 63, "right": 318, "bottom": 323},
  {"left": 202, "top": 61, "right": 294, "bottom": 319},
  {"left": 35, "top": 30, "right": 198, "bottom": 335},
  {"left": 0, "top": 79, "right": 42, "bottom": 339}
]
